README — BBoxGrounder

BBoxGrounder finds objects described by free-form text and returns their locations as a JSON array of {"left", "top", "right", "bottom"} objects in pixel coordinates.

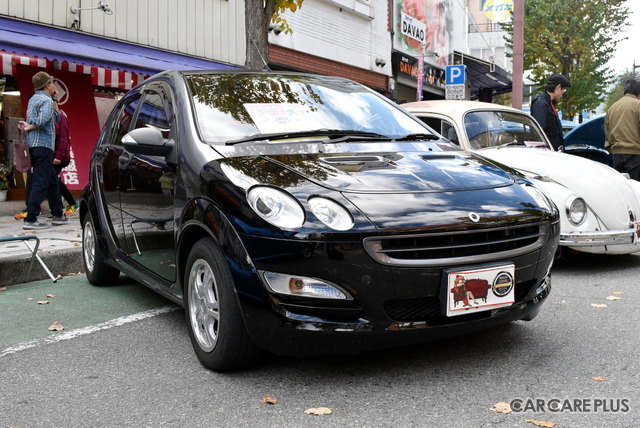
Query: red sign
[{"left": 17, "top": 65, "right": 100, "bottom": 191}]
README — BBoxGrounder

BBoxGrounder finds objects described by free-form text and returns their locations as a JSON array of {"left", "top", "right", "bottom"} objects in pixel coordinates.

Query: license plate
[{"left": 445, "top": 264, "right": 515, "bottom": 317}]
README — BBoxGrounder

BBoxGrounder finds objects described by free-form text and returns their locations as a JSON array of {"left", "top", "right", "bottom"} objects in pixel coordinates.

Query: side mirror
[{"left": 122, "top": 127, "right": 174, "bottom": 157}]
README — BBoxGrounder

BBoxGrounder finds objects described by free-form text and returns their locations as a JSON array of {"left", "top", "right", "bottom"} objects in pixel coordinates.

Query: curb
[{"left": 0, "top": 247, "right": 84, "bottom": 287}]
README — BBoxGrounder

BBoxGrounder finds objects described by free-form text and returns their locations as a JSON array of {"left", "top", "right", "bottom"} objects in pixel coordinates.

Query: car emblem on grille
[{"left": 468, "top": 212, "right": 480, "bottom": 222}]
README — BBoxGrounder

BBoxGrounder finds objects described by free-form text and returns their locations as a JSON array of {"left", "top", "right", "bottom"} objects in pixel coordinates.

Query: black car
[{"left": 80, "top": 71, "right": 560, "bottom": 371}]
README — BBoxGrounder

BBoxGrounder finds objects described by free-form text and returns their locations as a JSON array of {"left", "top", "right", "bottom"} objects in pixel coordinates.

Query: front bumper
[
  {"left": 559, "top": 228, "right": 636, "bottom": 247},
  {"left": 240, "top": 273, "right": 552, "bottom": 357}
]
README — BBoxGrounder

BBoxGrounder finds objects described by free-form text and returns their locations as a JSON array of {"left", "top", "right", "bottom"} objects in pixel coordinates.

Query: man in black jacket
[{"left": 530, "top": 73, "right": 571, "bottom": 150}]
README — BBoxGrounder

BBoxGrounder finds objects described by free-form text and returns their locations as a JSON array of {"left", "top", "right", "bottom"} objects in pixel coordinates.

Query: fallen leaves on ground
[
  {"left": 591, "top": 303, "right": 607, "bottom": 308},
  {"left": 304, "top": 407, "right": 332, "bottom": 415},
  {"left": 261, "top": 396, "right": 278, "bottom": 405},
  {"left": 612, "top": 291, "right": 623, "bottom": 295},
  {"left": 48, "top": 321, "right": 64, "bottom": 331},
  {"left": 73, "top": 243, "right": 81, "bottom": 246},
  {"left": 524, "top": 419, "right": 556, "bottom": 427},
  {"left": 55, "top": 274, "right": 62, "bottom": 281},
  {"left": 0, "top": 286, "right": 6, "bottom": 292},
  {"left": 592, "top": 376, "right": 608, "bottom": 381},
  {"left": 490, "top": 402, "right": 512, "bottom": 413},
  {"left": 37, "top": 300, "right": 49, "bottom": 305},
  {"left": 606, "top": 295, "right": 622, "bottom": 301},
  {"left": 46, "top": 294, "right": 55, "bottom": 298}
]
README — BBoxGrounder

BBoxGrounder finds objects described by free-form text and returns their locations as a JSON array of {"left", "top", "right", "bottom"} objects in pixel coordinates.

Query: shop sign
[
  {"left": 483, "top": 0, "right": 514, "bottom": 22},
  {"left": 395, "top": 53, "right": 445, "bottom": 89},
  {"left": 400, "top": 12, "right": 426, "bottom": 45}
]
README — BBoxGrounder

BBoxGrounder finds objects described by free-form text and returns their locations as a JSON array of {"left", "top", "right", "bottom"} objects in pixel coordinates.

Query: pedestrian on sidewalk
[
  {"left": 17, "top": 71, "right": 69, "bottom": 230},
  {"left": 530, "top": 73, "right": 572, "bottom": 151},
  {"left": 15, "top": 109, "right": 78, "bottom": 220},
  {"left": 605, "top": 79, "right": 640, "bottom": 180}
]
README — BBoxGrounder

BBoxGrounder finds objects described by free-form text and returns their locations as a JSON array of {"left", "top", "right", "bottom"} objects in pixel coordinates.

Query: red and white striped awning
[{"left": 1, "top": 50, "right": 149, "bottom": 90}]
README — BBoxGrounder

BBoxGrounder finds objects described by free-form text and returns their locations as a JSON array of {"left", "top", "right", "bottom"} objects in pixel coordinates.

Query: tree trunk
[{"left": 245, "top": 0, "right": 274, "bottom": 71}]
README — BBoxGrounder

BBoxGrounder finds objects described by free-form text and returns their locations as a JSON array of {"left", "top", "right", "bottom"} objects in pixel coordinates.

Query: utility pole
[
  {"left": 511, "top": 0, "right": 524, "bottom": 110},
  {"left": 634, "top": 60, "right": 639, "bottom": 79}
]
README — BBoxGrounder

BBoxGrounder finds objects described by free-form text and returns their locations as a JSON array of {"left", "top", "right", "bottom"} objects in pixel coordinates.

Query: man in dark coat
[{"left": 530, "top": 73, "right": 571, "bottom": 150}]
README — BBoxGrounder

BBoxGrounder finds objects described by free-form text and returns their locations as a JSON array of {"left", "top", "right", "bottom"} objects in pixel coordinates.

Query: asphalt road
[{"left": 1, "top": 254, "right": 639, "bottom": 428}]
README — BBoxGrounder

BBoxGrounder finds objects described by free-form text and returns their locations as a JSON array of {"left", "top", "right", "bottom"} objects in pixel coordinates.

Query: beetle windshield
[
  {"left": 463, "top": 111, "right": 550, "bottom": 150},
  {"left": 186, "top": 73, "right": 430, "bottom": 144}
]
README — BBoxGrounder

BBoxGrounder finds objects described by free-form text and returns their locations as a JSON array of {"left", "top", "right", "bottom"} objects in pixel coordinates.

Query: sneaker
[
  {"left": 23, "top": 220, "right": 51, "bottom": 230},
  {"left": 51, "top": 215, "right": 70, "bottom": 225},
  {"left": 65, "top": 202, "right": 79, "bottom": 216},
  {"left": 15, "top": 208, "right": 41, "bottom": 220}
]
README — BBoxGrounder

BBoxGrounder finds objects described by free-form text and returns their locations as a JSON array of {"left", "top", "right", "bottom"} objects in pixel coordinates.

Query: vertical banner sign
[
  {"left": 416, "top": 45, "right": 425, "bottom": 101},
  {"left": 17, "top": 65, "right": 100, "bottom": 191}
]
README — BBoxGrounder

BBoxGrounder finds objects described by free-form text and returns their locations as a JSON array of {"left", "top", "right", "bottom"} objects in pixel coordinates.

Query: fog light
[{"left": 261, "top": 271, "right": 351, "bottom": 300}]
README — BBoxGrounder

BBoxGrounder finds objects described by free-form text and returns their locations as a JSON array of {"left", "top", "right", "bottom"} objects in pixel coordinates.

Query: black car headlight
[
  {"left": 247, "top": 186, "right": 305, "bottom": 229},
  {"left": 521, "top": 184, "right": 554, "bottom": 212},
  {"left": 308, "top": 197, "right": 354, "bottom": 231}
]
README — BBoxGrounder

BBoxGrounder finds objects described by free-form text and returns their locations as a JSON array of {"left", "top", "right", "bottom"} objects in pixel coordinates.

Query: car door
[
  {"left": 118, "top": 83, "right": 177, "bottom": 282},
  {"left": 95, "top": 92, "right": 143, "bottom": 254}
]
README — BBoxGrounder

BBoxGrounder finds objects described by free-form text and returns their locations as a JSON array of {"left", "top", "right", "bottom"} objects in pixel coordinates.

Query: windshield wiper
[
  {"left": 225, "top": 130, "right": 390, "bottom": 145},
  {"left": 393, "top": 133, "right": 440, "bottom": 141}
]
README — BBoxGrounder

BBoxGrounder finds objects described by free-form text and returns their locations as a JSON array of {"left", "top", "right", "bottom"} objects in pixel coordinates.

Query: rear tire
[
  {"left": 184, "top": 237, "right": 262, "bottom": 371},
  {"left": 83, "top": 212, "right": 120, "bottom": 286}
]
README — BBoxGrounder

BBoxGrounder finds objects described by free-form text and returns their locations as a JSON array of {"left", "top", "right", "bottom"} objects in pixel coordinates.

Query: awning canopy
[
  {"left": 0, "top": 17, "right": 237, "bottom": 89},
  {"left": 454, "top": 51, "right": 513, "bottom": 99}
]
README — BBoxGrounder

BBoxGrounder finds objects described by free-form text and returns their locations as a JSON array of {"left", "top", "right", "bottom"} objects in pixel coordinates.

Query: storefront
[{"left": 0, "top": 17, "right": 235, "bottom": 201}]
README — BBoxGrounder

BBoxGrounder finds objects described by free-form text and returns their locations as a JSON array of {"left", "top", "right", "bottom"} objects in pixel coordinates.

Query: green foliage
[
  {"left": 272, "top": 0, "right": 305, "bottom": 35},
  {"left": 0, "top": 163, "right": 10, "bottom": 190},
  {"left": 503, "top": 0, "right": 629, "bottom": 119},
  {"left": 604, "top": 70, "right": 637, "bottom": 111}
]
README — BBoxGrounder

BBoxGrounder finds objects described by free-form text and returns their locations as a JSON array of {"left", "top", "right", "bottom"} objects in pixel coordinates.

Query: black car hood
[{"left": 261, "top": 151, "right": 513, "bottom": 192}]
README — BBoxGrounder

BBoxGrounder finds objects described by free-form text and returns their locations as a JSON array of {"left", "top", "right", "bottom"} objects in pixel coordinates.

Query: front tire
[
  {"left": 184, "top": 237, "right": 262, "bottom": 371},
  {"left": 82, "top": 212, "right": 120, "bottom": 286}
]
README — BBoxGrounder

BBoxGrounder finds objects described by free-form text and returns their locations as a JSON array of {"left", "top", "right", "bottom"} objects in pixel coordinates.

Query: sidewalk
[{"left": 0, "top": 200, "right": 84, "bottom": 287}]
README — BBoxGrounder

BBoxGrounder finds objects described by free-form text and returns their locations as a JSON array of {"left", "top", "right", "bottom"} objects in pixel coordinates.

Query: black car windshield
[
  {"left": 186, "top": 73, "right": 431, "bottom": 144},
  {"left": 463, "top": 111, "right": 550, "bottom": 150}
]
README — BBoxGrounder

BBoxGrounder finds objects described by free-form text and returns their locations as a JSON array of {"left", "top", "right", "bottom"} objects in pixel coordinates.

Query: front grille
[
  {"left": 364, "top": 222, "right": 549, "bottom": 267},
  {"left": 384, "top": 279, "right": 538, "bottom": 323}
]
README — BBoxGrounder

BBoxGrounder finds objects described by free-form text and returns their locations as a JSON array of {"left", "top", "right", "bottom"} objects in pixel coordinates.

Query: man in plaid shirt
[{"left": 18, "top": 71, "right": 69, "bottom": 229}]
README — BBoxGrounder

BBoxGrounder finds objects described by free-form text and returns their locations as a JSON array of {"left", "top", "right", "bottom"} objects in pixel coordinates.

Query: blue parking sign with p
[{"left": 446, "top": 65, "right": 466, "bottom": 85}]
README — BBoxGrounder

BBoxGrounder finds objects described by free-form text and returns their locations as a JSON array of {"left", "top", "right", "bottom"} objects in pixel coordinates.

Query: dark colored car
[
  {"left": 81, "top": 71, "right": 560, "bottom": 371},
  {"left": 563, "top": 114, "right": 611, "bottom": 165}
]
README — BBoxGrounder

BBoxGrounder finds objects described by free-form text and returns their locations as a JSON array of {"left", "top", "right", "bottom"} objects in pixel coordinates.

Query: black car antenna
[{"left": 248, "top": 33, "right": 271, "bottom": 72}]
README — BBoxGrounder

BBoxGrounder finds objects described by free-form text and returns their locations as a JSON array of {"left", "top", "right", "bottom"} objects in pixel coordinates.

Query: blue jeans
[{"left": 26, "top": 147, "right": 63, "bottom": 223}]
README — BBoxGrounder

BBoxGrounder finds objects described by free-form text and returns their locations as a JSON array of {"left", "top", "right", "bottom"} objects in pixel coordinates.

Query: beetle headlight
[
  {"left": 247, "top": 186, "right": 305, "bottom": 229},
  {"left": 261, "top": 272, "right": 351, "bottom": 300},
  {"left": 566, "top": 195, "right": 587, "bottom": 225},
  {"left": 308, "top": 197, "right": 354, "bottom": 231},
  {"left": 521, "top": 184, "right": 554, "bottom": 212}
]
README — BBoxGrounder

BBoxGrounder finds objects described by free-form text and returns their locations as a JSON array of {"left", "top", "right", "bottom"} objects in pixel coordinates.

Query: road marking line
[{"left": 0, "top": 305, "right": 181, "bottom": 357}]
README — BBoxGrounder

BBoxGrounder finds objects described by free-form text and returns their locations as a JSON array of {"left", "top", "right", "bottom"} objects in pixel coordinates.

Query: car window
[
  {"left": 186, "top": 74, "right": 431, "bottom": 143},
  {"left": 108, "top": 94, "right": 142, "bottom": 147},
  {"left": 416, "top": 116, "right": 460, "bottom": 146},
  {"left": 135, "top": 90, "right": 171, "bottom": 139},
  {"left": 463, "top": 111, "right": 548, "bottom": 149}
]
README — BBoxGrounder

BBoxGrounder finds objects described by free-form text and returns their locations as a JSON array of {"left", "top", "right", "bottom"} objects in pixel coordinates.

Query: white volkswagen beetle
[{"left": 404, "top": 100, "right": 640, "bottom": 256}]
